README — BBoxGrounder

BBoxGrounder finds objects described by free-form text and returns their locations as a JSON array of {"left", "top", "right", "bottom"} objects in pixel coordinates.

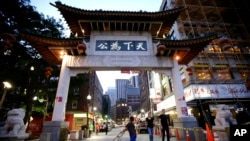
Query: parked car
[{"left": 138, "top": 121, "right": 148, "bottom": 133}]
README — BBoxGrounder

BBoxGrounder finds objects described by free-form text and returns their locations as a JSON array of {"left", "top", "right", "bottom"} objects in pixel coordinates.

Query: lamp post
[
  {"left": 0, "top": 81, "right": 12, "bottom": 110},
  {"left": 141, "top": 109, "right": 145, "bottom": 118},
  {"left": 93, "top": 107, "right": 97, "bottom": 132},
  {"left": 86, "top": 94, "right": 91, "bottom": 135},
  {"left": 105, "top": 115, "right": 108, "bottom": 122}
]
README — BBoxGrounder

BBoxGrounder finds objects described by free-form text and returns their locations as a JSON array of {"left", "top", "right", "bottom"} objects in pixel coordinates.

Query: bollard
[
  {"left": 213, "top": 131, "right": 219, "bottom": 141},
  {"left": 39, "top": 133, "right": 51, "bottom": 141},
  {"left": 186, "top": 129, "right": 191, "bottom": 141}
]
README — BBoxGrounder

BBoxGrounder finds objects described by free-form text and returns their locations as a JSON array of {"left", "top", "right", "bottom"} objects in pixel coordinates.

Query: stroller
[{"left": 113, "top": 131, "right": 125, "bottom": 141}]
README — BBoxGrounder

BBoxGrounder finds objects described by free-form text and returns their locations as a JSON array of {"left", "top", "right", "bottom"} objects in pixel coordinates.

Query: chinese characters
[{"left": 96, "top": 40, "right": 147, "bottom": 51}]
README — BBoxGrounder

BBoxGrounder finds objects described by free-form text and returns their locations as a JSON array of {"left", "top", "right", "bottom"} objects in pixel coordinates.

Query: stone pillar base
[
  {"left": 40, "top": 121, "right": 69, "bottom": 141},
  {"left": 173, "top": 117, "right": 198, "bottom": 141}
]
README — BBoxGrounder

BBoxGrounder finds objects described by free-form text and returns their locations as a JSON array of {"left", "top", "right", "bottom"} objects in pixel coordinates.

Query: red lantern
[
  {"left": 186, "top": 67, "right": 192, "bottom": 72},
  {"left": 219, "top": 38, "right": 232, "bottom": 51},
  {"left": 45, "top": 67, "right": 53, "bottom": 78},
  {"left": 1, "top": 33, "right": 16, "bottom": 42},
  {"left": 1, "top": 41, "right": 13, "bottom": 49},
  {"left": 77, "top": 43, "right": 86, "bottom": 54},
  {"left": 157, "top": 44, "right": 166, "bottom": 55}
]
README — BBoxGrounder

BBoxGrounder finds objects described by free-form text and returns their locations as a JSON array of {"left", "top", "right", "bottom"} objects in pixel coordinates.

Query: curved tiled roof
[
  {"left": 51, "top": 1, "right": 187, "bottom": 38},
  {"left": 21, "top": 33, "right": 83, "bottom": 65},
  {"left": 20, "top": 2, "right": 217, "bottom": 65},
  {"left": 155, "top": 34, "right": 218, "bottom": 64}
]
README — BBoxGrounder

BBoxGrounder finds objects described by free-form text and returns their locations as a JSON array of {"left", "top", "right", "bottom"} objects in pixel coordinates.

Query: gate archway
[{"left": 21, "top": 2, "right": 217, "bottom": 140}]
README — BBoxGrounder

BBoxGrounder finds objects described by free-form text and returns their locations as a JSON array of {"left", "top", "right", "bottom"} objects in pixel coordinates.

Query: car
[{"left": 138, "top": 121, "right": 148, "bottom": 133}]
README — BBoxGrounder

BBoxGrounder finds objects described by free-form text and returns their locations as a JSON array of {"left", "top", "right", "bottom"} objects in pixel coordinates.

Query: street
[{"left": 76, "top": 126, "right": 177, "bottom": 141}]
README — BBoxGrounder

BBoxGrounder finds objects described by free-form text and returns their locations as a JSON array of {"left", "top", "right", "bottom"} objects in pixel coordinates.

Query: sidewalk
[{"left": 79, "top": 131, "right": 178, "bottom": 141}]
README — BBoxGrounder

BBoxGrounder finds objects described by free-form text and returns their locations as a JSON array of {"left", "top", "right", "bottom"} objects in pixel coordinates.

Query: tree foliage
[{"left": 0, "top": 0, "right": 64, "bottom": 122}]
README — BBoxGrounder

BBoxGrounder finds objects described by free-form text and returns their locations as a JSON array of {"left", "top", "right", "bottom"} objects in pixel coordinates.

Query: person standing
[
  {"left": 105, "top": 123, "right": 108, "bottom": 135},
  {"left": 146, "top": 112, "right": 154, "bottom": 141},
  {"left": 158, "top": 109, "right": 170, "bottom": 141},
  {"left": 123, "top": 116, "right": 137, "bottom": 141},
  {"left": 89, "top": 123, "right": 94, "bottom": 137},
  {"left": 95, "top": 123, "right": 100, "bottom": 135}
]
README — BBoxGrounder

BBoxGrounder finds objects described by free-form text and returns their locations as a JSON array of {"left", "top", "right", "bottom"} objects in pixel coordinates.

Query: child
[{"left": 123, "top": 116, "right": 137, "bottom": 141}]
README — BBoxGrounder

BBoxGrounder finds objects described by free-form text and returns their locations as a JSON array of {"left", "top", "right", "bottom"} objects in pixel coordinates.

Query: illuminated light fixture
[
  {"left": 3, "top": 81, "right": 11, "bottom": 89},
  {"left": 59, "top": 51, "right": 66, "bottom": 58},
  {"left": 157, "top": 44, "right": 166, "bottom": 55},
  {"left": 77, "top": 43, "right": 86, "bottom": 55},
  {"left": 156, "top": 30, "right": 159, "bottom": 36},
  {"left": 163, "top": 34, "right": 166, "bottom": 38},
  {"left": 175, "top": 55, "right": 180, "bottom": 60},
  {"left": 75, "top": 32, "right": 78, "bottom": 37},
  {"left": 82, "top": 29, "right": 85, "bottom": 34},
  {"left": 87, "top": 94, "right": 91, "bottom": 100}
]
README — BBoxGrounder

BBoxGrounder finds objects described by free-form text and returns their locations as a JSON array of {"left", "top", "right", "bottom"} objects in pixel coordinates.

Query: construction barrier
[
  {"left": 155, "top": 126, "right": 207, "bottom": 141},
  {"left": 154, "top": 126, "right": 161, "bottom": 136}
]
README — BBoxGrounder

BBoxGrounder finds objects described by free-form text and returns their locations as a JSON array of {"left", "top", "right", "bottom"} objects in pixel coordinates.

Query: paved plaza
[{"left": 70, "top": 126, "right": 178, "bottom": 141}]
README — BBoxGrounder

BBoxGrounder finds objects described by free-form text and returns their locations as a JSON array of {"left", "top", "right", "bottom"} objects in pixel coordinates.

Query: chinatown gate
[{"left": 21, "top": 2, "right": 217, "bottom": 141}]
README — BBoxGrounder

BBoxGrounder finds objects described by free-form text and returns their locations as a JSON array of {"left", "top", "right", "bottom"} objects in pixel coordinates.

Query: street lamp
[
  {"left": 105, "top": 115, "right": 108, "bottom": 122},
  {"left": 0, "top": 81, "right": 12, "bottom": 109},
  {"left": 93, "top": 107, "right": 97, "bottom": 132},
  {"left": 141, "top": 109, "right": 145, "bottom": 118},
  {"left": 86, "top": 94, "right": 91, "bottom": 135}
]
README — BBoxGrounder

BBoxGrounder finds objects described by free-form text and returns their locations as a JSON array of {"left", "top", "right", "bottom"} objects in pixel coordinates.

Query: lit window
[
  {"left": 217, "top": 69, "right": 232, "bottom": 80},
  {"left": 195, "top": 69, "right": 212, "bottom": 80},
  {"left": 240, "top": 70, "right": 249, "bottom": 80},
  {"left": 208, "top": 44, "right": 214, "bottom": 52},
  {"left": 213, "top": 45, "right": 221, "bottom": 53},
  {"left": 233, "top": 46, "right": 241, "bottom": 53},
  {"left": 72, "top": 101, "right": 77, "bottom": 109}
]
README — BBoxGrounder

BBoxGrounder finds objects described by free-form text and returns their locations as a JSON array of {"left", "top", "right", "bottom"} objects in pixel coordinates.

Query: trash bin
[
  {"left": 81, "top": 125, "right": 89, "bottom": 138},
  {"left": 69, "top": 130, "right": 78, "bottom": 140},
  {"left": 193, "top": 127, "right": 206, "bottom": 141}
]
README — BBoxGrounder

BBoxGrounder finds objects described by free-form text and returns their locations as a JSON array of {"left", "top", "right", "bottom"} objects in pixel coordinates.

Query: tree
[{"left": 0, "top": 0, "right": 65, "bottom": 123}]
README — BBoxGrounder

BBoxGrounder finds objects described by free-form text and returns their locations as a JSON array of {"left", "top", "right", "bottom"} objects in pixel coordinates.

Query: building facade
[{"left": 157, "top": 0, "right": 250, "bottom": 128}]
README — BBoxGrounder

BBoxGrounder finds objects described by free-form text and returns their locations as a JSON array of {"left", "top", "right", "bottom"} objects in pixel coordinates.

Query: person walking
[
  {"left": 95, "top": 123, "right": 100, "bottom": 135},
  {"left": 146, "top": 112, "right": 154, "bottom": 141},
  {"left": 158, "top": 109, "right": 170, "bottom": 141},
  {"left": 123, "top": 116, "right": 137, "bottom": 141},
  {"left": 105, "top": 123, "right": 108, "bottom": 135}
]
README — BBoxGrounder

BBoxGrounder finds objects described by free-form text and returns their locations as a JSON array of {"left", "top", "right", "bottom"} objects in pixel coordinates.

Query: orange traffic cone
[
  {"left": 206, "top": 123, "right": 214, "bottom": 141},
  {"left": 175, "top": 129, "right": 180, "bottom": 140},
  {"left": 186, "top": 130, "right": 191, "bottom": 141}
]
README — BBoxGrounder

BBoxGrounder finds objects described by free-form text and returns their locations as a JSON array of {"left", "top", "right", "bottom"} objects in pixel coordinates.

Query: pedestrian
[
  {"left": 95, "top": 123, "right": 100, "bottom": 135},
  {"left": 146, "top": 112, "right": 154, "bottom": 141},
  {"left": 158, "top": 109, "right": 170, "bottom": 141},
  {"left": 105, "top": 123, "right": 108, "bottom": 135},
  {"left": 89, "top": 123, "right": 93, "bottom": 137},
  {"left": 123, "top": 116, "right": 137, "bottom": 141}
]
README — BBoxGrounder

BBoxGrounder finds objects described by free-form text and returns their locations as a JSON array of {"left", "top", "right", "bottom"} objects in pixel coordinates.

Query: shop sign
[{"left": 184, "top": 84, "right": 250, "bottom": 102}]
